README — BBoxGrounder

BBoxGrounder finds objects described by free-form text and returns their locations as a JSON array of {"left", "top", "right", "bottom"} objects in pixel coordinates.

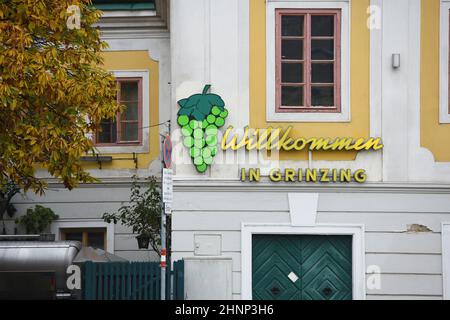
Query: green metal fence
[
  {"left": 172, "top": 260, "right": 184, "bottom": 300},
  {"left": 84, "top": 261, "right": 161, "bottom": 300},
  {"left": 83, "top": 260, "right": 184, "bottom": 300}
]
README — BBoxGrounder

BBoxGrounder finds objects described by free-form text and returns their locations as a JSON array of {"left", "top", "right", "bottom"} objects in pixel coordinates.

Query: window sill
[
  {"left": 440, "top": 113, "right": 450, "bottom": 124},
  {"left": 94, "top": 144, "right": 149, "bottom": 155},
  {"left": 267, "top": 109, "right": 350, "bottom": 123}
]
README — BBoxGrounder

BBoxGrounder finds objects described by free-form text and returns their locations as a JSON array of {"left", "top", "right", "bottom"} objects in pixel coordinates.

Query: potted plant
[
  {"left": 103, "top": 176, "right": 162, "bottom": 253},
  {"left": 15, "top": 205, "right": 59, "bottom": 241},
  {"left": 0, "top": 182, "right": 20, "bottom": 235}
]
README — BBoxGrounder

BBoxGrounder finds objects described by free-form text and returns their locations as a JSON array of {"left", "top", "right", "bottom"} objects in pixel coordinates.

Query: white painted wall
[
  {"left": 5, "top": 185, "right": 160, "bottom": 261},
  {"left": 172, "top": 185, "right": 449, "bottom": 300}
]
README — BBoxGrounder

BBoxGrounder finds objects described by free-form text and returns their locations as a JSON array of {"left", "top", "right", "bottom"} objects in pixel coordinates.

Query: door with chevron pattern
[{"left": 252, "top": 235, "right": 352, "bottom": 300}]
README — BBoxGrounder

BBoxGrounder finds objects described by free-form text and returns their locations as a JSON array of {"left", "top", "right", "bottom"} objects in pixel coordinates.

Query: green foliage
[
  {"left": 15, "top": 205, "right": 59, "bottom": 234},
  {"left": 0, "top": 181, "right": 20, "bottom": 204},
  {"left": 102, "top": 176, "right": 162, "bottom": 254},
  {"left": 0, "top": 181, "right": 20, "bottom": 220},
  {"left": 0, "top": 0, "right": 121, "bottom": 193},
  {"left": 177, "top": 85, "right": 225, "bottom": 121}
]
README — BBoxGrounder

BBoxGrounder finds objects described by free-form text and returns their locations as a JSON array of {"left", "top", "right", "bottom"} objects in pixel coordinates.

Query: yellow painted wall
[
  {"left": 249, "top": 0, "right": 370, "bottom": 161},
  {"left": 83, "top": 50, "right": 160, "bottom": 170},
  {"left": 421, "top": 0, "right": 450, "bottom": 162}
]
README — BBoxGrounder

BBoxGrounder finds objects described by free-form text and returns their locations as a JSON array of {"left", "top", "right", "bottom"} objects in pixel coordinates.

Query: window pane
[
  {"left": 121, "top": 122, "right": 138, "bottom": 142},
  {"left": 282, "top": 63, "right": 303, "bottom": 83},
  {"left": 312, "top": 63, "right": 334, "bottom": 83},
  {"left": 63, "top": 232, "right": 83, "bottom": 243},
  {"left": 311, "top": 39, "right": 334, "bottom": 60},
  {"left": 282, "top": 15, "right": 304, "bottom": 36},
  {"left": 281, "top": 86, "right": 304, "bottom": 106},
  {"left": 311, "top": 86, "right": 334, "bottom": 106},
  {"left": 282, "top": 40, "right": 303, "bottom": 60},
  {"left": 122, "top": 102, "right": 138, "bottom": 121},
  {"left": 87, "top": 232, "right": 105, "bottom": 250},
  {"left": 120, "top": 81, "right": 138, "bottom": 101},
  {"left": 98, "top": 119, "right": 117, "bottom": 144},
  {"left": 311, "top": 15, "right": 334, "bottom": 37}
]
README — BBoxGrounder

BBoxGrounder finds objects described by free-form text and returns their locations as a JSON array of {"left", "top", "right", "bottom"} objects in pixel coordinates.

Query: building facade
[
  {"left": 6, "top": 0, "right": 450, "bottom": 300},
  {"left": 170, "top": 0, "right": 450, "bottom": 300},
  {"left": 5, "top": 0, "right": 171, "bottom": 262}
]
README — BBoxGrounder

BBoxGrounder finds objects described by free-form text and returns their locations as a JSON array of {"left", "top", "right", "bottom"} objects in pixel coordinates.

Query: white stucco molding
[
  {"left": 94, "top": 70, "right": 150, "bottom": 155},
  {"left": 90, "top": 38, "right": 171, "bottom": 177},
  {"left": 288, "top": 193, "right": 319, "bottom": 226},
  {"left": 148, "top": 46, "right": 161, "bottom": 62},
  {"left": 241, "top": 223, "right": 366, "bottom": 300},
  {"left": 408, "top": 0, "right": 450, "bottom": 182}
]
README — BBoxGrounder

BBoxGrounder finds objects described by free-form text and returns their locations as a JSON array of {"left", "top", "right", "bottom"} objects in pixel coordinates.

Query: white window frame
[
  {"left": 241, "top": 223, "right": 366, "bottom": 300},
  {"left": 94, "top": 70, "right": 150, "bottom": 154},
  {"left": 440, "top": 1, "right": 450, "bottom": 123},
  {"left": 51, "top": 219, "right": 115, "bottom": 253},
  {"left": 266, "top": 0, "right": 351, "bottom": 122}
]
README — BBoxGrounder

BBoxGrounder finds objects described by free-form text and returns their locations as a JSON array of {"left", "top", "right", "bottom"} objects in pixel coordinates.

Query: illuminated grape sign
[{"left": 177, "top": 85, "right": 229, "bottom": 173}]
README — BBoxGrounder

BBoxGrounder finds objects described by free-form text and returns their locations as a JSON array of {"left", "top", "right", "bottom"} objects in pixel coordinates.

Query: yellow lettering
[
  {"left": 222, "top": 126, "right": 239, "bottom": 151},
  {"left": 267, "top": 128, "right": 281, "bottom": 150},
  {"left": 285, "top": 169, "right": 296, "bottom": 182},
  {"left": 246, "top": 129, "right": 259, "bottom": 151},
  {"left": 360, "top": 138, "right": 384, "bottom": 151},
  {"left": 332, "top": 169, "right": 338, "bottom": 182},
  {"left": 306, "top": 169, "right": 317, "bottom": 182},
  {"left": 293, "top": 138, "right": 307, "bottom": 151},
  {"left": 330, "top": 138, "right": 354, "bottom": 151},
  {"left": 354, "top": 169, "right": 367, "bottom": 183},
  {"left": 234, "top": 127, "right": 249, "bottom": 150},
  {"left": 222, "top": 126, "right": 384, "bottom": 153},
  {"left": 308, "top": 138, "right": 332, "bottom": 151},
  {"left": 256, "top": 128, "right": 270, "bottom": 150},
  {"left": 351, "top": 138, "right": 367, "bottom": 151},
  {"left": 269, "top": 169, "right": 282, "bottom": 182},
  {"left": 340, "top": 169, "right": 352, "bottom": 183},
  {"left": 320, "top": 169, "right": 330, "bottom": 182},
  {"left": 249, "top": 168, "right": 260, "bottom": 182},
  {"left": 279, "top": 127, "right": 294, "bottom": 151},
  {"left": 240, "top": 168, "right": 246, "bottom": 181}
]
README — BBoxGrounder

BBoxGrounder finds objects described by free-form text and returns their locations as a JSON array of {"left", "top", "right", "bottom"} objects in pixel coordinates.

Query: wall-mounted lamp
[{"left": 392, "top": 53, "right": 401, "bottom": 69}]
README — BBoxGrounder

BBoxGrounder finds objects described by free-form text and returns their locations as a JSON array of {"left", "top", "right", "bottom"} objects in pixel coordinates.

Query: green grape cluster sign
[{"left": 177, "top": 85, "right": 229, "bottom": 173}]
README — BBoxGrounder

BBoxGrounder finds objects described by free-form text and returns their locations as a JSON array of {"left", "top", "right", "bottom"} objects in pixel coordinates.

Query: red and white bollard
[{"left": 161, "top": 248, "right": 167, "bottom": 268}]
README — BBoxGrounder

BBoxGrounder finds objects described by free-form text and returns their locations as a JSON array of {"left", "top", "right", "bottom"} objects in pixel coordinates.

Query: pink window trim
[
  {"left": 94, "top": 77, "right": 143, "bottom": 147},
  {"left": 275, "top": 9, "right": 341, "bottom": 113}
]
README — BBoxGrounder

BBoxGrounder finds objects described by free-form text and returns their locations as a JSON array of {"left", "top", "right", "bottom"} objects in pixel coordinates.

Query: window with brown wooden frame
[
  {"left": 95, "top": 78, "right": 143, "bottom": 146},
  {"left": 60, "top": 228, "right": 107, "bottom": 250},
  {"left": 276, "top": 9, "right": 341, "bottom": 113}
]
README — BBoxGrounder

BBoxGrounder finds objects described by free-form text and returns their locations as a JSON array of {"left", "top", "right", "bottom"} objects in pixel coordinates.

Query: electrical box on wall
[
  {"left": 183, "top": 258, "right": 233, "bottom": 300},
  {"left": 194, "top": 234, "right": 222, "bottom": 256}
]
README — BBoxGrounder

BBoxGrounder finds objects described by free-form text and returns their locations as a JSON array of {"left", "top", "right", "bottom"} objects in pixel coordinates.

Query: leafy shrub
[
  {"left": 16, "top": 205, "right": 59, "bottom": 234},
  {"left": 103, "top": 176, "right": 161, "bottom": 254}
]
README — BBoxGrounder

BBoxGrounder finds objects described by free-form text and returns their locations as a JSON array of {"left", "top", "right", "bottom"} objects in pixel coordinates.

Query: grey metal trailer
[{"left": 0, "top": 240, "right": 81, "bottom": 300}]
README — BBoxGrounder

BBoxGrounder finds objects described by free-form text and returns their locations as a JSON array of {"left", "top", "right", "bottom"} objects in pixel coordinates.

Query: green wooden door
[{"left": 252, "top": 235, "right": 352, "bottom": 300}]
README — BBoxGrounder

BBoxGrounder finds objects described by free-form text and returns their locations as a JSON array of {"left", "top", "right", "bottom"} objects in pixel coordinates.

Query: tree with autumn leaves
[{"left": 0, "top": 0, "right": 120, "bottom": 194}]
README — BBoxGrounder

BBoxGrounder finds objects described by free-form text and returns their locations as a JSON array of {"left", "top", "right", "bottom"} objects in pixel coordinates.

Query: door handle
[
  {"left": 322, "top": 287, "right": 333, "bottom": 296},
  {"left": 270, "top": 287, "right": 281, "bottom": 296}
]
